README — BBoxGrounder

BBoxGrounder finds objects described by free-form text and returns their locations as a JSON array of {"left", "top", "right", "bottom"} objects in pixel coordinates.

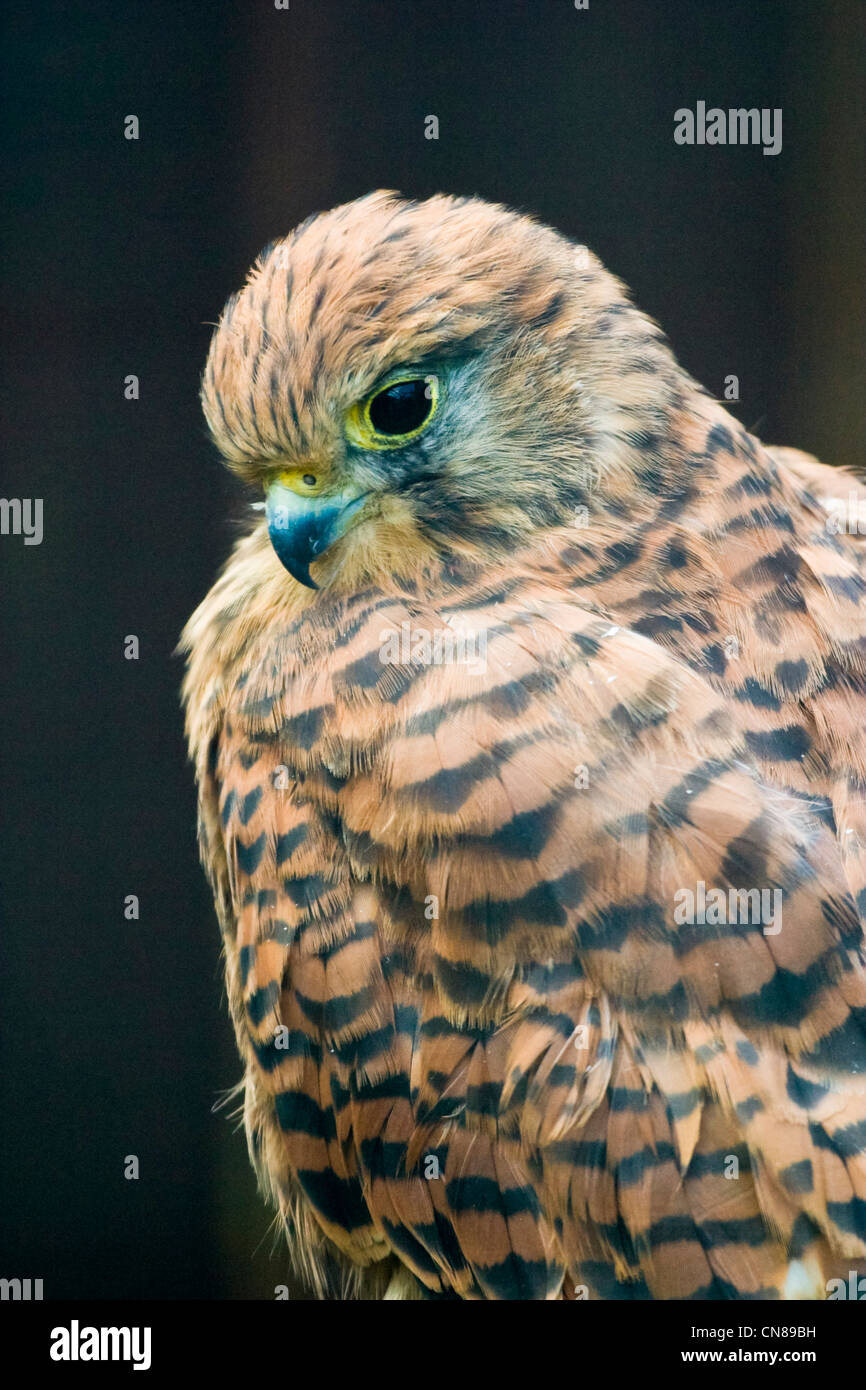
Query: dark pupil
[{"left": 369, "top": 379, "right": 431, "bottom": 436}]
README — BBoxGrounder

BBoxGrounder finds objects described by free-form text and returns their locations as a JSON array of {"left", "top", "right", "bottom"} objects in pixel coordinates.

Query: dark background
[{"left": 1, "top": 0, "right": 863, "bottom": 1299}]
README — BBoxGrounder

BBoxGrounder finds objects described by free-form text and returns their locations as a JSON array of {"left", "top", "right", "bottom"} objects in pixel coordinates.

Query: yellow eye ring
[{"left": 346, "top": 374, "right": 440, "bottom": 450}]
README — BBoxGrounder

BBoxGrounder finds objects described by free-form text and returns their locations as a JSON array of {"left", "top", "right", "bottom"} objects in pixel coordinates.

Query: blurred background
[{"left": 1, "top": 0, "right": 863, "bottom": 1298}]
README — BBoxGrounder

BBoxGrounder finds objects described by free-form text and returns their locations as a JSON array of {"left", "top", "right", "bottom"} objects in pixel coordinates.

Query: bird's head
[{"left": 202, "top": 191, "right": 685, "bottom": 590}]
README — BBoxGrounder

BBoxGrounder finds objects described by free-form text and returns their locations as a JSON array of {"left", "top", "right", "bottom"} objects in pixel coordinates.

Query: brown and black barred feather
[{"left": 182, "top": 192, "right": 866, "bottom": 1299}]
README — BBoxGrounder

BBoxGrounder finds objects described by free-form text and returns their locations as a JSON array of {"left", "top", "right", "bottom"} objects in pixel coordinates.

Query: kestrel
[{"left": 182, "top": 192, "right": 866, "bottom": 1300}]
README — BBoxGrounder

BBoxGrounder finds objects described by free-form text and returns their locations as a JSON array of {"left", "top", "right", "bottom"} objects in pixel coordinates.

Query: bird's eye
[
  {"left": 347, "top": 375, "right": 439, "bottom": 449},
  {"left": 368, "top": 379, "right": 434, "bottom": 435}
]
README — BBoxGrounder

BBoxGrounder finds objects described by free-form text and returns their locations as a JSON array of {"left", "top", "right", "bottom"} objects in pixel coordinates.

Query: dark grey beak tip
[
  {"left": 284, "top": 556, "right": 319, "bottom": 590},
  {"left": 268, "top": 514, "right": 333, "bottom": 589},
  {"left": 266, "top": 498, "right": 366, "bottom": 592}
]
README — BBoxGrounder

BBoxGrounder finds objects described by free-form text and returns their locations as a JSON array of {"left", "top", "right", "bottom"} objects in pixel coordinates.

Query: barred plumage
[{"left": 182, "top": 192, "right": 866, "bottom": 1299}]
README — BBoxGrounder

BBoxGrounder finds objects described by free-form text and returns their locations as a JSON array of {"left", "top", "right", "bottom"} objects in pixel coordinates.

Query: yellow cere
[{"left": 273, "top": 469, "right": 327, "bottom": 496}]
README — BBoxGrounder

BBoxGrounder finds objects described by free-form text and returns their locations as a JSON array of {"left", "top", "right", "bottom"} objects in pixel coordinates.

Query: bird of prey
[{"left": 182, "top": 191, "right": 866, "bottom": 1300}]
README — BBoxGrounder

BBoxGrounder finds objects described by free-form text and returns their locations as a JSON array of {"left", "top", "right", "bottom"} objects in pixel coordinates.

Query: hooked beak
[{"left": 265, "top": 479, "right": 368, "bottom": 589}]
